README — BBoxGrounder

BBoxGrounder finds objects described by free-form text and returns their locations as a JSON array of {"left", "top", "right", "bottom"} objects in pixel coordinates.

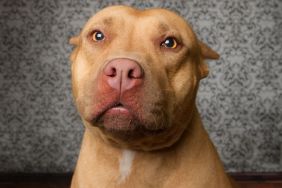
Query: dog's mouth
[
  {"left": 91, "top": 101, "right": 166, "bottom": 136},
  {"left": 92, "top": 101, "right": 139, "bottom": 131}
]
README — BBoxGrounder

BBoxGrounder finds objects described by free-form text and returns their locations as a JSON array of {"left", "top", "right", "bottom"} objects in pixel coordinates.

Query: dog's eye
[
  {"left": 92, "top": 31, "right": 105, "bottom": 42},
  {"left": 161, "top": 37, "right": 178, "bottom": 49}
]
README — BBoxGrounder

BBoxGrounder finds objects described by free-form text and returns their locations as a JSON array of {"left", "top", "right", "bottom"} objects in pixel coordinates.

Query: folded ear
[
  {"left": 198, "top": 41, "right": 219, "bottom": 79},
  {"left": 69, "top": 35, "right": 80, "bottom": 46},
  {"left": 199, "top": 41, "right": 220, "bottom": 60},
  {"left": 69, "top": 35, "right": 81, "bottom": 62}
]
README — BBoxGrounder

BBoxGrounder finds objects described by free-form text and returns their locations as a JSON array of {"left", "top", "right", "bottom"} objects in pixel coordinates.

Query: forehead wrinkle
[
  {"left": 91, "top": 16, "right": 115, "bottom": 28},
  {"left": 83, "top": 16, "right": 114, "bottom": 35},
  {"left": 158, "top": 22, "right": 170, "bottom": 33},
  {"left": 102, "top": 17, "right": 114, "bottom": 26},
  {"left": 90, "top": 16, "right": 114, "bottom": 29}
]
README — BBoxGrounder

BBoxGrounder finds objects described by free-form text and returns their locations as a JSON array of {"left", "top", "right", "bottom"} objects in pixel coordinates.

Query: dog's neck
[{"left": 72, "top": 109, "right": 229, "bottom": 188}]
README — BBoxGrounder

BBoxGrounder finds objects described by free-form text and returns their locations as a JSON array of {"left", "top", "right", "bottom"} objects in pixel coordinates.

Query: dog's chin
[
  {"left": 93, "top": 106, "right": 135, "bottom": 130},
  {"left": 92, "top": 106, "right": 166, "bottom": 141}
]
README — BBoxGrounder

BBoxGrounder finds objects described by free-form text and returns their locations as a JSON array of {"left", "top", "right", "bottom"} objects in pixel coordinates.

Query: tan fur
[{"left": 69, "top": 5, "right": 237, "bottom": 188}]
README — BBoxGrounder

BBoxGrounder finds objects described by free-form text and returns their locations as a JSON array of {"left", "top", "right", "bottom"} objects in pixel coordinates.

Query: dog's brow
[
  {"left": 158, "top": 23, "right": 170, "bottom": 33},
  {"left": 102, "top": 17, "right": 113, "bottom": 26}
]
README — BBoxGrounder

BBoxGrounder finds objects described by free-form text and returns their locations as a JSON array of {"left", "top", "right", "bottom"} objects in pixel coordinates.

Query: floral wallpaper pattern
[{"left": 0, "top": 0, "right": 281, "bottom": 172}]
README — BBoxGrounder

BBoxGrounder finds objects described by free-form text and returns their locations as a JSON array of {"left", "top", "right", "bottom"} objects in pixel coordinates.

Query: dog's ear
[
  {"left": 199, "top": 41, "right": 219, "bottom": 60},
  {"left": 198, "top": 41, "right": 219, "bottom": 79},
  {"left": 69, "top": 35, "right": 81, "bottom": 62},
  {"left": 69, "top": 35, "right": 80, "bottom": 46}
]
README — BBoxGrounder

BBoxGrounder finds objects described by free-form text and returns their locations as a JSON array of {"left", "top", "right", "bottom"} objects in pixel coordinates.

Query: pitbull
[{"left": 69, "top": 5, "right": 237, "bottom": 188}]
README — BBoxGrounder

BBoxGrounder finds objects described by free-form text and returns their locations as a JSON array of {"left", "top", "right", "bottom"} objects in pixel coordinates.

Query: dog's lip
[
  {"left": 92, "top": 102, "right": 130, "bottom": 123},
  {"left": 90, "top": 100, "right": 167, "bottom": 133},
  {"left": 106, "top": 104, "right": 130, "bottom": 115},
  {"left": 109, "top": 105, "right": 129, "bottom": 112},
  {"left": 91, "top": 101, "right": 168, "bottom": 136}
]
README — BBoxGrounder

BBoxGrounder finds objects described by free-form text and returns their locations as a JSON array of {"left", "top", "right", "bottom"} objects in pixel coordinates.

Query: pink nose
[{"left": 103, "top": 58, "right": 144, "bottom": 92}]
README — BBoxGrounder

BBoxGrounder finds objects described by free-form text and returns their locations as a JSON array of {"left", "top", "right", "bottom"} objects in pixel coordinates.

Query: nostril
[
  {"left": 105, "top": 66, "right": 117, "bottom": 77},
  {"left": 128, "top": 69, "right": 134, "bottom": 79},
  {"left": 110, "top": 67, "right": 117, "bottom": 77},
  {"left": 128, "top": 68, "right": 143, "bottom": 79}
]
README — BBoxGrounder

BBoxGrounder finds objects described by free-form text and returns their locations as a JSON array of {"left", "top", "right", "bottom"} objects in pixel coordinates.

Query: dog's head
[{"left": 70, "top": 6, "right": 219, "bottom": 151}]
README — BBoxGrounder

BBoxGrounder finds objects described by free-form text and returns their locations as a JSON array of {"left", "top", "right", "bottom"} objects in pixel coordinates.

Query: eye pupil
[
  {"left": 93, "top": 31, "right": 104, "bottom": 41},
  {"left": 162, "top": 37, "right": 177, "bottom": 48}
]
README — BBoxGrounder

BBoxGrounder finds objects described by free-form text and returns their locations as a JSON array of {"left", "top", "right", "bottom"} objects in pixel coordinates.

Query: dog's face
[{"left": 70, "top": 6, "right": 219, "bottom": 151}]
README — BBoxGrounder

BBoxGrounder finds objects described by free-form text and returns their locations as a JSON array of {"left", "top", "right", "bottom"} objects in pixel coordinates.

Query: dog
[{"left": 69, "top": 5, "right": 237, "bottom": 188}]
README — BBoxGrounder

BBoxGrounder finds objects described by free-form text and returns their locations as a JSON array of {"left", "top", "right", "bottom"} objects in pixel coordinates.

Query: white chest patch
[{"left": 118, "top": 149, "right": 136, "bottom": 184}]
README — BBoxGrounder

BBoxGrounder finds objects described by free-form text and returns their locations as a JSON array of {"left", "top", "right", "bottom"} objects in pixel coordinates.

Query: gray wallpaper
[{"left": 0, "top": 0, "right": 281, "bottom": 173}]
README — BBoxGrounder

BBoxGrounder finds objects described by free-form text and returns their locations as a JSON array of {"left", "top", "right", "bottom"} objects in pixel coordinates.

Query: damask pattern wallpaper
[{"left": 0, "top": 0, "right": 281, "bottom": 173}]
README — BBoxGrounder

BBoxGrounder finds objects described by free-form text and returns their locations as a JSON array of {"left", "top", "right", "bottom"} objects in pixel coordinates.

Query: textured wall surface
[{"left": 0, "top": 0, "right": 281, "bottom": 173}]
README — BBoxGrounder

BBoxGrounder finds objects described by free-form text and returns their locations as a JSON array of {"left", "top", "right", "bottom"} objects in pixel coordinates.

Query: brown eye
[
  {"left": 92, "top": 31, "right": 105, "bottom": 41},
  {"left": 161, "top": 37, "right": 178, "bottom": 49}
]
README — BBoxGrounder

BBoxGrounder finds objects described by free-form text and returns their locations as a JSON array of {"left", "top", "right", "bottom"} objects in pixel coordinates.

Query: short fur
[{"left": 69, "top": 6, "right": 238, "bottom": 188}]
